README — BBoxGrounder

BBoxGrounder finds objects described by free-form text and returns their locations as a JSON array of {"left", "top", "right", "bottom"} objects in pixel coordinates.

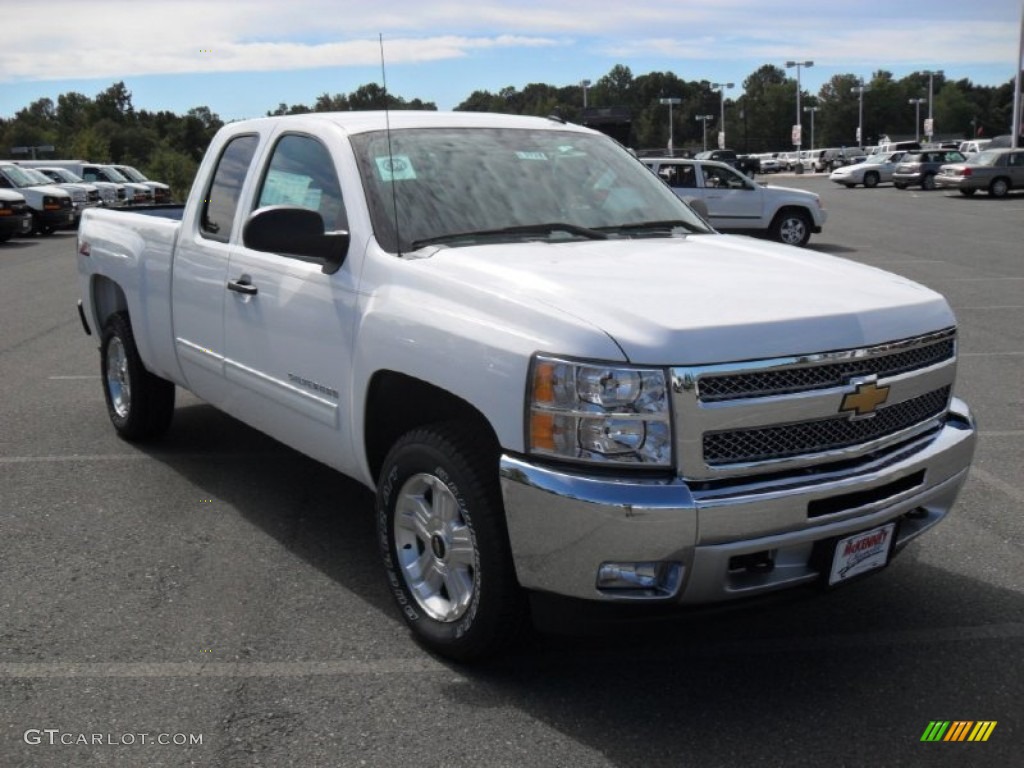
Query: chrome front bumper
[{"left": 500, "top": 398, "right": 976, "bottom": 603}]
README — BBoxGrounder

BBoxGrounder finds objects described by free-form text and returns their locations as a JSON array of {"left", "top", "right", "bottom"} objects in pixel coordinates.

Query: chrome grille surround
[
  {"left": 671, "top": 328, "right": 958, "bottom": 481},
  {"left": 697, "top": 333, "right": 954, "bottom": 402}
]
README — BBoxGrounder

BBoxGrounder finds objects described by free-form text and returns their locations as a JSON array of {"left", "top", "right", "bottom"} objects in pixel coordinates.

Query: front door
[
  {"left": 698, "top": 163, "right": 762, "bottom": 230},
  {"left": 221, "top": 132, "right": 361, "bottom": 471}
]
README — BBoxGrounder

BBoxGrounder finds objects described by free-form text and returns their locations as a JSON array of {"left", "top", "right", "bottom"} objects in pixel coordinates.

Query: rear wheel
[
  {"left": 377, "top": 423, "right": 527, "bottom": 662},
  {"left": 989, "top": 177, "right": 1010, "bottom": 198},
  {"left": 921, "top": 173, "right": 937, "bottom": 190},
  {"left": 770, "top": 209, "right": 812, "bottom": 247},
  {"left": 863, "top": 172, "right": 880, "bottom": 188},
  {"left": 100, "top": 312, "right": 175, "bottom": 441}
]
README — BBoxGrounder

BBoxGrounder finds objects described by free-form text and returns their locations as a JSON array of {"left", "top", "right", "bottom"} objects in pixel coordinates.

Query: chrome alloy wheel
[
  {"left": 778, "top": 215, "right": 808, "bottom": 246},
  {"left": 393, "top": 472, "right": 477, "bottom": 622},
  {"left": 105, "top": 335, "right": 131, "bottom": 419}
]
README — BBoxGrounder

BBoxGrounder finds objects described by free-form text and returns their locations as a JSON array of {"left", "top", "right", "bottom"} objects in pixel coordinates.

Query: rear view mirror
[{"left": 242, "top": 205, "right": 350, "bottom": 274}]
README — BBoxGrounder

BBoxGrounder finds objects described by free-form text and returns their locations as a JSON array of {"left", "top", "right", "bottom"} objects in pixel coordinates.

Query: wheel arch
[
  {"left": 89, "top": 275, "right": 129, "bottom": 337},
  {"left": 364, "top": 370, "right": 500, "bottom": 484}
]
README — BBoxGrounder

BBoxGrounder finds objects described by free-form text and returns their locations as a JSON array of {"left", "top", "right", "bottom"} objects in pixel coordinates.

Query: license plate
[{"left": 828, "top": 522, "right": 896, "bottom": 586}]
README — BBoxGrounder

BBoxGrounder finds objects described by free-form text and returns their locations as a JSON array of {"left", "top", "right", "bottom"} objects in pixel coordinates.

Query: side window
[
  {"left": 255, "top": 134, "right": 347, "bottom": 232},
  {"left": 659, "top": 164, "right": 695, "bottom": 189},
  {"left": 201, "top": 134, "right": 259, "bottom": 243}
]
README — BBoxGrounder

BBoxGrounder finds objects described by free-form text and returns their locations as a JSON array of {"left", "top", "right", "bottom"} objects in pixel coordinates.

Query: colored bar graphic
[
  {"left": 945, "top": 721, "right": 972, "bottom": 741},
  {"left": 921, "top": 720, "right": 996, "bottom": 742},
  {"left": 921, "top": 721, "right": 950, "bottom": 741},
  {"left": 968, "top": 722, "right": 998, "bottom": 742}
]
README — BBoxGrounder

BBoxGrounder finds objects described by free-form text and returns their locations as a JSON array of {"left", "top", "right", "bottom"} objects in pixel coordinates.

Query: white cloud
[{"left": 1, "top": 1, "right": 1017, "bottom": 85}]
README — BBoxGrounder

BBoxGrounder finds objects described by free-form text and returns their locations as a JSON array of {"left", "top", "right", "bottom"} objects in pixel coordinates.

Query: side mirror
[{"left": 242, "top": 205, "right": 350, "bottom": 275}]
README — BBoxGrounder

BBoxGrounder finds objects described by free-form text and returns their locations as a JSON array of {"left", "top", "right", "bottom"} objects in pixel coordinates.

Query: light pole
[
  {"left": 659, "top": 97, "right": 681, "bottom": 151},
  {"left": 695, "top": 114, "right": 714, "bottom": 152},
  {"left": 851, "top": 79, "right": 870, "bottom": 147},
  {"left": 802, "top": 106, "right": 819, "bottom": 150},
  {"left": 908, "top": 98, "right": 927, "bottom": 142},
  {"left": 710, "top": 82, "right": 734, "bottom": 149},
  {"left": 581, "top": 79, "right": 592, "bottom": 109},
  {"left": 921, "top": 69, "right": 943, "bottom": 141},
  {"left": 785, "top": 60, "right": 813, "bottom": 149}
]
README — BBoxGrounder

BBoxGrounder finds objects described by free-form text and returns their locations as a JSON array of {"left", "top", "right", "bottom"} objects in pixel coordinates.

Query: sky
[{"left": 1, "top": 0, "right": 1022, "bottom": 121}]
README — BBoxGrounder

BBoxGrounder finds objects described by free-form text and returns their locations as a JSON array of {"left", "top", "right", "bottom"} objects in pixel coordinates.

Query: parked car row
[
  {"left": 827, "top": 147, "right": 1024, "bottom": 196},
  {"left": 0, "top": 159, "right": 172, "bottom": 239}
]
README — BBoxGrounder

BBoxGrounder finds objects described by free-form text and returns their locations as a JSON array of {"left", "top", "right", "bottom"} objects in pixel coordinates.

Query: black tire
[
  {"left": 959, "top": 188, "right": 976, "bottom": 197},
  {"left": 100, "top": 312, "right": 175, "bottom": 441},
  {"left": 377, "top": 423, "right": 527, "bottom": 662},
  {"left": 921, "top": 173, "right": 937, "bottom": 191},
  {"left": 988, "top": 177, "right": 1010, "bottom": 198},
  {"left": 894, "top": 182, "right": 907, "bottom": 190},
  {"left": 863, "top": 172, "right": 880, "bottom": 188},
  {"left": 844, "top": 183, "right": 856, "bottom": 189},
  {"left": 770, "top": 209, "right": 812, "bottom": 247},
  {"left": 0, "top": 231, "right": 11, "bottom": 243}
]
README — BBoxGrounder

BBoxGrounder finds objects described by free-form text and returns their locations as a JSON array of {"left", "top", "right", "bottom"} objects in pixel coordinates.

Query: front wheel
[
  {"left": 959, "top": 188, "right": 976, "bottom": 197},
  {"left": 894, "top": 182, "right": 907, "bottom": 190},
  {"left": 863, "top": 172, "right": 880, "bottom": 188},
  {"left": 770, "top": 210, "right": 812, "bottom": 247},
  {"left": 100, "top": 312, "right": 175, "bottom": 441},
  {"left": 377, "top": 424, "right": 527, "bottom": 662}
]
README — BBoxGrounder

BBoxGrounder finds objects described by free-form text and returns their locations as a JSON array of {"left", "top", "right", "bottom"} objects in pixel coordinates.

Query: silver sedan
[{"left": 829, "top": 151, "right": 906, "bottom": 188}]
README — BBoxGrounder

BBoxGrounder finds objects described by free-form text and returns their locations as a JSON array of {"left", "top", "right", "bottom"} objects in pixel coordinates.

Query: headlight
[{"left": 528, "top": 355, "right": 672, "bottom": 467}]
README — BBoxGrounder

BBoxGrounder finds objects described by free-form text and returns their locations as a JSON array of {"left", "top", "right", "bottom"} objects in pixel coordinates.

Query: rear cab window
[{"left": 200, "top": 134, "right": 260, "bottom": 242}]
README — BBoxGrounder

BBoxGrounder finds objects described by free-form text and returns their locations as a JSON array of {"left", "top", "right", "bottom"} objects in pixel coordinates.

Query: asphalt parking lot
[{"left": 1, "top": 179, "right": 1021, "bottom": 767}]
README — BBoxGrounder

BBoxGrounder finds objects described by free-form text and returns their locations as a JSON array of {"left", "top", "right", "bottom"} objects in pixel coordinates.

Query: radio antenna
[{"left": 379, "top": 34, "right": 402, "bottom": 257}]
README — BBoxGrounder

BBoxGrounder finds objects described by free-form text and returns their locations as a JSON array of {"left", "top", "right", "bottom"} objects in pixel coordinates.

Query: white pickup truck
[
  {"left": 77, "top": 111, "right": 976, "bottom": 661},
  {"left": 641, "top": 156, "right": 826, "bottom": 246}
]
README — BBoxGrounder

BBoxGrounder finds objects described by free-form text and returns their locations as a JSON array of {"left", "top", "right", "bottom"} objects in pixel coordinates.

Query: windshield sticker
[
  {"left": 375, "top": 155, "right": 416, "bottom": 181},
  {"left": 515, "top": 151, "right": 548, "bottom": 161}
]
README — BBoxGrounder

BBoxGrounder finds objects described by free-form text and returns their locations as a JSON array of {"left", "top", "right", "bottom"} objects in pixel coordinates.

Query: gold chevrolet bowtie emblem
[{"left": 840, "top": 381, "right": 890, "bottom": 417}]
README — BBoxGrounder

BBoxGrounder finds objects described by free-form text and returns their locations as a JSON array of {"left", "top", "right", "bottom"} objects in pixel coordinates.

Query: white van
[{"left": 17, "top": 160, "right": 152, "bottom": 205}]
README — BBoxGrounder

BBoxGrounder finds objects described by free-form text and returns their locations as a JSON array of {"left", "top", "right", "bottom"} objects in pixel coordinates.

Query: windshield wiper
[
  {"left": 411, "top": 222, "right": 608, "bottom": 249},
  {"left": 596, "top": 220, "right": 702, "bottom": 235}
]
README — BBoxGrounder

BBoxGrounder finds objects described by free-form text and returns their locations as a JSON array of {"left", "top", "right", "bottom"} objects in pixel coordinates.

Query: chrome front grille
[
  {"left": 703, "top": 386, "right": 950, "bottom": 465},
  {"left": 698, "top": 334, "right": 954, "bottom": 402},
  {"left": 671, "top": 328, "right": 958, "bottom": 481}
]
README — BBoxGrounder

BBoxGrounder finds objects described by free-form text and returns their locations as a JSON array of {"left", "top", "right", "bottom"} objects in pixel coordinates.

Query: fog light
[{"left": 597, "top": 561, "right": 683, "bottom": 597}]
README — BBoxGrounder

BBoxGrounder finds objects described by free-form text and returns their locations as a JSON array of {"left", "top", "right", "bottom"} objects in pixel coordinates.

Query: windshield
[
  {"left": 48, "top": 168, "right": 85, "bottom": 182},
  {"left": 117, "top": 165, "right": 148, "bottom": 182},
  {"left": 350, "top": 127, "right": 711, "bottom": 253},
  {"left": 971, "top": 151, "right": 1002, "bottom": 166},
  {"left": 99, "top": 167, "right": 129, "bottom": 182},
  {"left": 23, "top": 169, "right": 55, "bottom": 185},
  {"left": 0, "top": 164, "right": 39, "bottom": 188}
]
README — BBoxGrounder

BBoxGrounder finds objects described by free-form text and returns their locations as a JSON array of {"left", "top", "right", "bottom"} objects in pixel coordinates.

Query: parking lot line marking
[
  {"left": 970, "top": 467, "right": 1024, "bottom": 505},
  {"left": 954, "top": 305, "right": 1024, "bottom": 310},
  {"left": 0, "top": 659, "right": 449, "bottom": 678},
  {"left": 961, "top": 351, "right": 1024, "bottom": 357},
  {"left": 0, "top": 452, "right": 287, "bottom": 465},
  {"left": 48, "top": 375, "right": 101, "bottom": 380},
  {"left": 1, "top": 624, "right": 1021, "bottom": 676}
]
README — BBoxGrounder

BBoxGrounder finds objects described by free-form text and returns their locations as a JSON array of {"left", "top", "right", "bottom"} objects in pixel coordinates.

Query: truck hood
[{"left": 421, "top": 234, "right": 955, "bottom": 365}]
